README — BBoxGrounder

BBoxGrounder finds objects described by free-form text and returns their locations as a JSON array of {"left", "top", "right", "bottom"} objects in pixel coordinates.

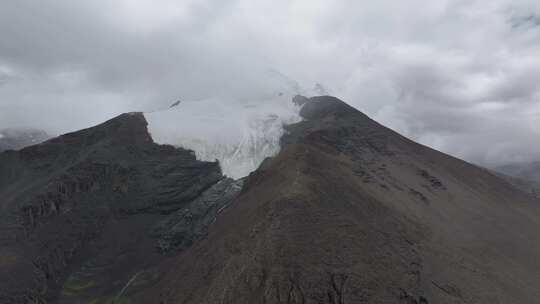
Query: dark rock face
[
  {"left": 0, "top": 113, "right": 239, "bottom": 303},
  {"left": 152, "top": 178, "right": 243, "bottom": 253},
  {"left": 0, "top": 128, "right": 50, "bottom": 152}
]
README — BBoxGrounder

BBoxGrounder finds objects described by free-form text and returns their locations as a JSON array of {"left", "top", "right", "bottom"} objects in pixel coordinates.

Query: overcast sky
[{"left": 1, "top": 0, "right": 540, "bottom": 166}]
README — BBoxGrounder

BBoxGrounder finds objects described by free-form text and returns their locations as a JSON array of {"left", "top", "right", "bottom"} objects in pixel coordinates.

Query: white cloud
[{"left": 1, "top": 0, "right": 540, "bottom": 166}]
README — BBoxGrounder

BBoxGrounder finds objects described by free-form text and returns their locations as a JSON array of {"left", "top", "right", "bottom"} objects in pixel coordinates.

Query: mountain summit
[{"left": 1, "top": 96, "right": 540, "bottom": 303}]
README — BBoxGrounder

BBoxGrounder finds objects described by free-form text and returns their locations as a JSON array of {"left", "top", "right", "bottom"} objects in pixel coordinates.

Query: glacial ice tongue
[{"left": 145, "top": 95, "right": 301, "bottom": 179}]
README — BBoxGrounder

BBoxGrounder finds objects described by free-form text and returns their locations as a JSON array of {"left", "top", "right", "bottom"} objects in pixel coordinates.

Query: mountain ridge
[
  {"left": 0, "top": 111, "right": 240, "bottom": 303},
  {"left": 1, "top": 96, "right": 540, "bottom": 303}
]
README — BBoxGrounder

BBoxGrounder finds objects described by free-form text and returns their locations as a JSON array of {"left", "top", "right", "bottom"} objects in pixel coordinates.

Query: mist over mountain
[
  {"left": 496, "top": 161, "right": 540, "bottom": 184},
  {"left": 0, "top": 128, "right": 50, "bottom": 152},
  {"left": 493, "top": 162, "right": 540, "bottom": 196}
]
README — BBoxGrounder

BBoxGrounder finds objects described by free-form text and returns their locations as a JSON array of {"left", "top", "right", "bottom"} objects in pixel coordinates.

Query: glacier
[{"left": 145, "top": 94, "right": 302, "bottom": 179}]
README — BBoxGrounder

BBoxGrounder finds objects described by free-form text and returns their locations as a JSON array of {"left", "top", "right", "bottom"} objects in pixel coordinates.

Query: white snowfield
[{"left": 145, "top": 94, "right": 302, "bottom": 179}]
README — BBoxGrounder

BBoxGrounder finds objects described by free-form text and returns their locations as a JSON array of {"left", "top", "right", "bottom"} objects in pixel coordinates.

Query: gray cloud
[{"left": 1, "top": 0, "right": 540, "bottom": 167}]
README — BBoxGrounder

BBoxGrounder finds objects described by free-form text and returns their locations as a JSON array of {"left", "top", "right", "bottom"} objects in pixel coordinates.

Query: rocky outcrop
[{"left": 153, "top": 178, "right": 243, "bottom": 253}]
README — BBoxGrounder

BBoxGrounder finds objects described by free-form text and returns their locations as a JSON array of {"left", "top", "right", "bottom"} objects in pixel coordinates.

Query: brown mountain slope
[{"left": 131, "top": 96, "right": 540, "bottom": 304}]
